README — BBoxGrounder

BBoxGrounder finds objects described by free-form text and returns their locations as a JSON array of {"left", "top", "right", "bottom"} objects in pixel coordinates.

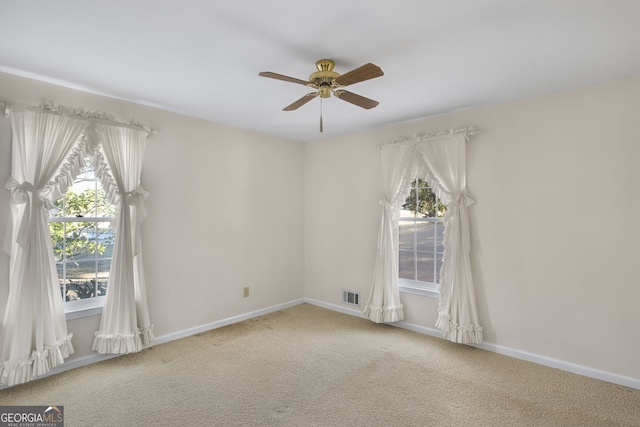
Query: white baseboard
[
  {"left": 304, "top": 298, "right": 640, "bottom": 391},
  {"left": 5, "top": 297, "right": 639, "bottom": 392},
  {"left": 304, "top": 297, "right": 366, "bottom": 318},
  {"left": 471, "top": 341, "right": 640, "bottom": 391},
  {"left": 1, "top": 298, "right": 306, "bottom": 389},
  {"left": 152, "top": 298, "right": 306, "bottom": 346}
]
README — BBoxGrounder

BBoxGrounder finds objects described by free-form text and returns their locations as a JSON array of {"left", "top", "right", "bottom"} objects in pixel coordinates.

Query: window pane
[
  {"left": 416, "top": 221, "right": 437, "bottom": 252},
  {"left": 96, "top": 189, "right": 116, "bottom": 217},
  {"left": 65, "top": 188, "right": 96, "bottom": 218},
  {"left": 399, "top": 177, "right": 447, "bottom": 286},
  {"left": 51, "top": 198, "right": 66, "bottom": 218},
  {"left": 97, "top": 259, "right": 110, "bottom": 297},
  {"left": 398, "top": 220, "right": 415, "bottom": 250},
  {"left": 436, "top": 252, "right": 444, "bottom": 284},
  {"left": 400, "top": 187, "right": 418, "bottom": 218},
  {"left": 398, "top": 250, "right": 415, "bottom": 280},
  {"left": 66, "top": 222, "right": 97, "bottom": 261},
  {"left": 86, "top": 222, "right": 115, "bottom": 258},
  {"left": 56, "top": 263, "right": 65, "bottom": 299},
  {"left": 50, "top": 222, "right": 66, "bottom": 262},
  {"left": 64, "top": 159, "right": 116, "bottom": 218},
  {"left": 436, "top": 222, "right": 445, "bottom": 253},
  {"left": 416, "top": 251, "right": 436, "bottom": 283},
  {"left": 65, "top": 260, "right": 97, "bottom": 301},
  {"left": 417, "top": 180, "right": 437, "bottom": 218},
  {"left": 399, "top": 206, "right": 415, "bottom": 218}
]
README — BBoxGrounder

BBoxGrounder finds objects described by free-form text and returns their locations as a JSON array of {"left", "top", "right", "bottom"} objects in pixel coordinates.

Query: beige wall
[
  {"left": 1, "top": 70, "right": 639, "bottom": 384},
  {"left": 0, "top": 72, "right": 306, "bottom": 361},
  {"left": 305, "top": 76, "right": 640, "bottom": 381}
]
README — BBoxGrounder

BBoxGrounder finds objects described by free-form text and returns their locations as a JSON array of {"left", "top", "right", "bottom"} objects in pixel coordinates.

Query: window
[
  {"left": 49, "top": 157, "right": 115, "bottom": 311},
  {"left": 398, "top": 178, "right": 446, "bottom": 296}
]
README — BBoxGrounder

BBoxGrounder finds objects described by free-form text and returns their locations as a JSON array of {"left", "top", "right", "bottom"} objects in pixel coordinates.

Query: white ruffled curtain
[
  {"left": 0, "top": 109, "right": 85, "bottom": 386},
  {"left": 417, "top": 133, "right": 483, "bottom": 344},
  {"left": 1, "top": 104, "right": 154, "bottom": 386},
  {"left": 365, "top": 128, "right": 482, "bottom": 344},
  {"left": 91, "top": 125, "right": 154, "bottom": 353},
  {"left": 364, "top": 143, "right": 415, "bottom": 323}
]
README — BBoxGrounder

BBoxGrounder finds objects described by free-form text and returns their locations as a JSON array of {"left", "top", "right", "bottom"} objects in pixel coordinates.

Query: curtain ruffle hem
[
  {"left": 92, "top": 326, "right": 154, "bottom": 355},
  {"left": 436, "top": 312, "right": 483, "bottom": 344},
  {"left": 0, "top": 335, "right": 74, "bottom": 387},
  {"left": 363, "top": 304, "right": 404, "bottom": 324}
]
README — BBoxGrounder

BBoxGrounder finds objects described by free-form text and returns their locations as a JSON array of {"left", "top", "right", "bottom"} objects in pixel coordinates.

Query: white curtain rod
[
  {"left": 377, "top": 127, "right": 478, "bottom": 148},
  {"left": 1, "top": 100, "right": 158, "bottom": 134}
]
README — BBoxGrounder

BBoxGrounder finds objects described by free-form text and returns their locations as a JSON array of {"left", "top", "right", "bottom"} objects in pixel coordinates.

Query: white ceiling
[{"left": 1, "top": 1, "right": 639, "bottom": 143}]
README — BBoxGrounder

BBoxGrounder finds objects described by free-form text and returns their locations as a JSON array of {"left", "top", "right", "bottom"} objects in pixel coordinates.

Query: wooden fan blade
[
  {"left": 283, "top": 92, "right": 319, "bottom": 111},
  {"left": 259, "top": 71, "right": 310, "bottom": 86},
  {"left": 333, "top": 63, "right": 383, "bottom": 87},
  {"left": 334, "top": 90, "right": 379, "bottom": 109}
]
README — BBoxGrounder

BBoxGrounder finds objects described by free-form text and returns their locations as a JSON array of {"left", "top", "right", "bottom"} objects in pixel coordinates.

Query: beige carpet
[{"left": 1, "top": 303, "right": 639, "bottom": 426}]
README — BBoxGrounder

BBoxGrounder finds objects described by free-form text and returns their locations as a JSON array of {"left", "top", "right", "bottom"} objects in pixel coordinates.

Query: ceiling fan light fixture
[{"left": 318, "top": 84, "right": 332, "bottom": 98}]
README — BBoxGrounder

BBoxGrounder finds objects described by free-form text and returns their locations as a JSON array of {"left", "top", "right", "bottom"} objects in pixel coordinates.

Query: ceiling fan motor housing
[{"left": 310, "top": 59, "right": 340, "bottom": 97}]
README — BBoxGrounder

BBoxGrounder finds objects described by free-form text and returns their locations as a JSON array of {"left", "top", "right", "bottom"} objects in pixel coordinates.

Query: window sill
[
  {"left": 398, "top": 280, "right": 439, "bottom": 299},
  {"left": 65, "top": 297, "right": 105, "bottom": 320}
]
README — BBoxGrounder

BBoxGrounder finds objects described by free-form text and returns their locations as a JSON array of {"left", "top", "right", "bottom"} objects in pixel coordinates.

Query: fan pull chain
[{"left": 319, "top": 98, "right": 323, "bottom": 133}]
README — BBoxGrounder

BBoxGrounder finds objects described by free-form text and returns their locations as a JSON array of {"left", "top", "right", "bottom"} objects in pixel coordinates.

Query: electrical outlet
[{"left": 243, "top": 287, "right": 250, "bottom": 298}]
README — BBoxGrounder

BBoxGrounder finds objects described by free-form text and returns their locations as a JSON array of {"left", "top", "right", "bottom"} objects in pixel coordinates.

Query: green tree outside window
[{"left": 402, "top": 178, "right": 446, "bottom": 218}]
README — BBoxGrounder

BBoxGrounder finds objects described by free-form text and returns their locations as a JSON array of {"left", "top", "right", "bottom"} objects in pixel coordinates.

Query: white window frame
[
  {"left": 49, "top": 163, "right": 114, "bottom": 319},
  {"left": 397, "top": 178, "right": 445, "bottom": 299},
  {"left": 50, "top": 216, "right": 111, "bottom": 319}
]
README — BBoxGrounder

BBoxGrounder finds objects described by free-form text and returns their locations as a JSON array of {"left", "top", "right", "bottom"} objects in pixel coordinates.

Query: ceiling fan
[{"left": 259, "top": 59, "right": 384, "bottom": 131}]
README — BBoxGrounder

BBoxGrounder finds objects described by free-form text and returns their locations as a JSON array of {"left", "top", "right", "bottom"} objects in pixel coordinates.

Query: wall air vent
[{"left": 343, "top": 290, "right": 360, "bottom": 306}]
